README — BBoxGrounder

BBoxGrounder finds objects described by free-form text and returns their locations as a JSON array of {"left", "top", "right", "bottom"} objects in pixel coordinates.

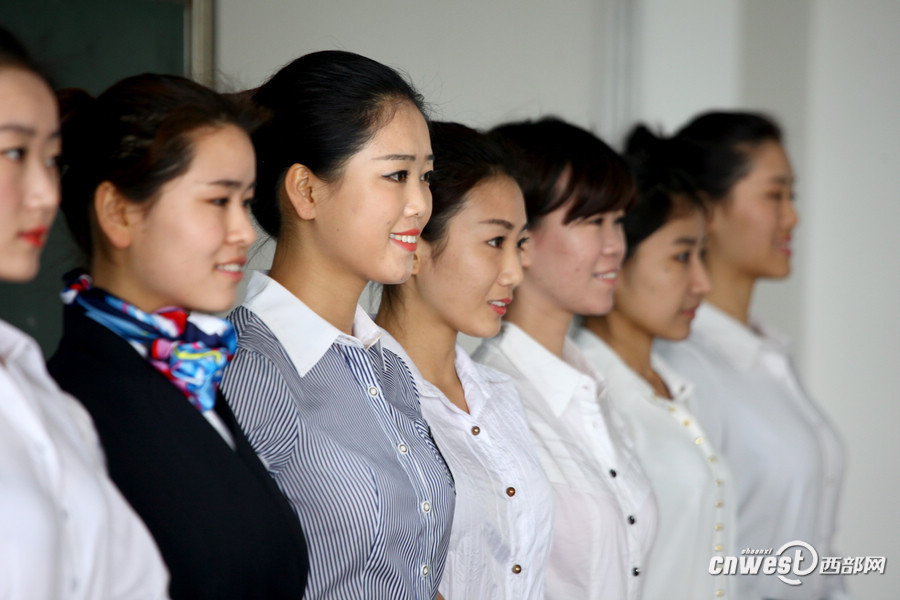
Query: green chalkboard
[{"left": 1, "top": 0, "right": 190, "bottom": 356}]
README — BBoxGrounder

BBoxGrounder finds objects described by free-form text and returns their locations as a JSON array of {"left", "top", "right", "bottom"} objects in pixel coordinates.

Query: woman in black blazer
[{"left": 47, "top": 74, "right": 308, "bottom": 599}]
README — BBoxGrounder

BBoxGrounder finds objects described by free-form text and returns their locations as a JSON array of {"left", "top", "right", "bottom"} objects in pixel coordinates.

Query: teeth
[
  {"left": 390, "top": 234, "right": 418, "bottom": 244},
  {"left": 596, "top": 272, "right": 617, "bottom": 279},
  {"left": 217, "top": 263, "right": 243, "bottom": 273},
  {"left": 488, "top": 301, "right": 508, "bottom": 307}
]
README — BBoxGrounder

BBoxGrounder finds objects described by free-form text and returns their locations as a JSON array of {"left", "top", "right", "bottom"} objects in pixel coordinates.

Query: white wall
[{"left": 217, "top": 1, "right": 900, "bottom": 596}]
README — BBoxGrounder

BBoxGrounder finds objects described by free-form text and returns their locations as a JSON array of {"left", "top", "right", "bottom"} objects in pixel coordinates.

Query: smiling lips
[
  {"left": 389, "top": 229, "right": 420, "bottom": 252},
  {"left": 594, "top": 269, "right": 618, "bottom": 283},
  {"left": 19, "top": 226, "right": 50, "bottom": 248},
  {"left": 215, "top": 259, "right": 246, "bottom": 280},
  {"left": 488, "top": 298, "right": 512, "bottom": 316}
]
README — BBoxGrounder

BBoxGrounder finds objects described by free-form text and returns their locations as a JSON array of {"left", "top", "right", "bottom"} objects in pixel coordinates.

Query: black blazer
[{"left": 48, "top": 308, "right": 308, "bottom": 600}]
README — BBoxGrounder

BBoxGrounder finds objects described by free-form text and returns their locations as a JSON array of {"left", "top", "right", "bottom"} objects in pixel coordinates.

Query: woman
[
  {"left": 0, "top": 28, "right": 169, "bottom": 599},
  {"left": 474, "top": 117, "right": 657, "bottom": 600},
  {"left": 375, "top": 122, "right": 553, "bottom": 599},
  {"left": 47, "top": 73, "right": 309, "bottom": 599},
  {"left": 220, "top": 51, "right": 454, "bottom": 599},
  {"left": 655, "top": 111, "right": 847, "bottom": 600},
  {"left": 573, "top": 127, "right": 735, "bottom": 599}
]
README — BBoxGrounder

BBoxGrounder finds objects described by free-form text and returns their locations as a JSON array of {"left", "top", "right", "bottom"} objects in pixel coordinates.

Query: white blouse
[
  {"left": 474, "top": 322, "right": 657, "bottom": 600},
  {"left": 0, "top": 319, "right": 169, "bottom": 600},
  {"left": 657, "top": 303, "right": 848, "bottom": 600},
  {"left": 573, "top": 328, "right": 735, "bottom": 600},
  {"left": 380, "top": 333, "right": 554, "bottom": 600}
]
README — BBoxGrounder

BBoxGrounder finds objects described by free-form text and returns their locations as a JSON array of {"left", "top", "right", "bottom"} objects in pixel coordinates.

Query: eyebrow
[
  {"left": 373, "top": 153, "right": 435, "bottom": 162},
  {"left": 0, "top": 124, "right": 61, "bottom": 139},
  {"left": 205, "top": 179, "right": 256, "bottom": 191},
  {"left": 479, "top": 219, "right": 530, "bottom": 233},
  {"left": 769, "top": 175, "right": 794, "bottom": 185},
  {"left": 673, "top": 236, "right": 701, "bottom": 246}
]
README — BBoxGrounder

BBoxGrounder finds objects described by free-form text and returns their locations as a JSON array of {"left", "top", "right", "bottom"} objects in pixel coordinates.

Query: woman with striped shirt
[
  {"left": 221, "top": 51, "right": 455, "bottom": 599},
  {"left": 376, "top": 122, "right": 554, "bottom": 599}
]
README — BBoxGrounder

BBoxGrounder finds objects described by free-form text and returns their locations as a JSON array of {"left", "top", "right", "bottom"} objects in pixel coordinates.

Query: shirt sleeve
[{"left": 221, "top": 347, "right": 301, "bottom": 476}]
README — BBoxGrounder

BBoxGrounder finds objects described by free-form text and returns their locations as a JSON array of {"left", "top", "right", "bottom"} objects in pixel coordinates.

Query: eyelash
[
  {"left": 488, "top": 236, "right": 505, "bottom": 249},
  {"left": 384, "top": 170, "right": 433, "bottom": 183},
  {"left": 3, "top": 147, "right": 61, "bottom": 171}
]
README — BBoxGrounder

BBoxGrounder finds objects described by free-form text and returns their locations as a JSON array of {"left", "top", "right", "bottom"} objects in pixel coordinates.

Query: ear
[
  {"left": 705, "top": 203, "right": 726, "bottom": 237},
  {"left": 520, "top": 236, "right": 535, "bottom": 269},
  {"left": 93, "top": 181, "right": 137, "bottom": 249},
  {"left": 283, "top": 163, "right": 318, "bottom": 221},
  {"left": 410, "top": 240, "right": 431, "bottom": 277}
]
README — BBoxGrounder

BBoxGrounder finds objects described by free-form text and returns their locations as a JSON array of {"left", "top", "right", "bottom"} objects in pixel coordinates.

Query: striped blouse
[{"left": 221, "top": 272, "right": 455, "bottom": 600}]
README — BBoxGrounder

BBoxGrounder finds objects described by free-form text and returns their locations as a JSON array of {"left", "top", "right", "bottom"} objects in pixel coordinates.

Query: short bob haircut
[{"left": 490, "top": 117, "right": 634, "bottom": 227}]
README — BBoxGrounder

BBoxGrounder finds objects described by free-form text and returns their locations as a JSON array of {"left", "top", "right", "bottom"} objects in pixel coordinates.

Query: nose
[
  {"left": 25, "top": 154, "right": 60, "bottom": 212},
  {"left": 498, "top": 243, "right": 524, "bottom": 289},
  {"left": 406, "top": 180, "right": 432, "bottom": 225},
  {"left": 601, "top": 219, "right": 626, "bottom": 262},
  {"left": 228, "top": 201, "right": 257, "bottom": 247},
  {"left": 782, "top": 197, "right": 799, "bottom": 230},
  {"left": 691, "top": 256, "right": 712, "bottom": 296}
]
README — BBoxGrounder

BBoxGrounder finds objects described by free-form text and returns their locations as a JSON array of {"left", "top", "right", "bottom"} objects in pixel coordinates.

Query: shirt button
[
  {"left": 398, "top": 443, "right": 408, "bottom": 454},
  {"left": 708, "top": 455, "right": 718, "bottom": 463},
  {"left": 421, "top": 501, "right": 432, "bottom": 513},
  {"left": 627, "top": 515, "right": 636, "bottom": 525},
  {"left": 716, "top": 590, "right": 725, "bottom": 597},
  {"left": 714, "top": 500, "right": 724, "bottom": 508},
  {"left": 714, "top": 544, "right": 723, "bottom": 552},
  {"left": 512, "top": 564, "right": 522, "bottom": 574},
  {"left": 367, "top": 386, "right": 378, "bottom": 397},
  {"left": 421, "top": 565, "right": 430, "bottom": 576},
  {"left": 715, "top": 478, "right": 724, "bottom": 487},
  {"left": 506, "top": 487, "right": 516, "bottom": 497},
  {"left": 715, "top": 523, "right": 724, "bottom": 531},
  {"left": 682, "top": 419, "right": 691, "bottom": 427},
  {"left": 609, "top": 469, "right": 617, "bottom": 478},
  {"left": 471, "top": 426, "right": 481, "bottom": 436},
  {"left": 695, "top": 436, "right": 704, "bottom": 445},
  {"left": 632, "top": 567, "right": 640, "bottom": 576}
]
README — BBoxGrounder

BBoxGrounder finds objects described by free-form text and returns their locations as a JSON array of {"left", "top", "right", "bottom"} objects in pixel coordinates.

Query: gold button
[
  {"left": 511, "top": 564, "right": 522, "bottom": 574},
  {"left": 708, "top": 456, "right": 717, "bottom": 463},
  {"left": 471, "top": 426, "right": 481, "bottom": 436},
  {"left": 714, "top": 523, "right": 724, "bottom": 531},
  {"left": 715, "top": 479, "right": 724, "bottom": 487},
  {"left": 716, "top": 590, "right": 724, "bottom": 597},
  {"left": 682, "top": 419, "right": 691, "bottom": 427},
  {"left": 715, "top": 500, "right": 724, "bottom": 508},
  {"left": 714, "top": 545, "right": 723, "bottom": 552},
  {"left": 695, "top": 436, "right": 703, "bottom": 445},
  {"left": 668, "top": 405, "right": 676, "bottom": 412},
  {"left": 506, "top": 487, "right": 516, "bottom": 497}
]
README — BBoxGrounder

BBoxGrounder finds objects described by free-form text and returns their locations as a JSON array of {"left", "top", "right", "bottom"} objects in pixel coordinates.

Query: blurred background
[{"left": 3, "top": 1, "right": 898, "bottom": 596}]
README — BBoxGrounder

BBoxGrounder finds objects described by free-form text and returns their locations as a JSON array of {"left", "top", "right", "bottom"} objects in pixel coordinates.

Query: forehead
[
  {"left": 745, "top": 140, "right": 793, "bottom": 183},
  {"left": 0, "top": 67, "right": 57, "bottom": 133},
  {"left": 358, "top": 101, "right": 431, "bottom": 157}
]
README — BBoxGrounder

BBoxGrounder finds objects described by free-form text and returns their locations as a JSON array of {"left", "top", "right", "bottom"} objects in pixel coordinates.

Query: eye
[
  {"left": 45, "top": 154, "right": 61, "bottom": 169},
  {"left": 241, "top": 196, "right": 254, "bottom": 209},
  {"left": 421, "top": 170, "right": 433, "bottom": 184},
  {"left": 210, "top": 197, "right": 229, "bottom": 207},
  {"left": 488, "top": 236, "right": 506, "bottom": 249},
  {"left": 615, "top": 215, "right": 626, "bottom": 226},
  {"left": 675, "top": 251, "right": 691, "bottom": 263},
  {"left": 2, "top": 147, "right": 25, "bottom": 162},
  {"left": 385, "top": 170, "right": 409, "bottom": 182},
  {"left": 516, "top": 236, "right": 529, "bottom": 250}
]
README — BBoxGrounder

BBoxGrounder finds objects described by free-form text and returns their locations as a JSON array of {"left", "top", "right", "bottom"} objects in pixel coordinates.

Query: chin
[{"left": 0, "top": 259, "right": 40, "bottom": 283}]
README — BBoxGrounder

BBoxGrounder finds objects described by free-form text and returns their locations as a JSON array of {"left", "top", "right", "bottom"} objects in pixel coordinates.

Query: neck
[
  {"left": 703, "top": 255, "right": 756, "bottom": 325},
  {"left": 376, "top": 289, "right": 463, "bottom": 411},
  {"left": 584, "top": 312, "right": 655, "bottom": 385},
  {"left": 505, "top": 280, "right": 573, "bottom": 359},
  {"left": 90, "top": 257, "right": 160, "bottom": 313},
  {"left": 269, "top": 235, "right": 365, "bottom": 336}
]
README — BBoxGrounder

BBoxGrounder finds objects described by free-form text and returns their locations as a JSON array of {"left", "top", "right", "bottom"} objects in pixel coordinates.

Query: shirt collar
[
  {"left": 691, "top": 302, "right": 789, "bottom": 371},
  {"left": 242, "top": 271, "right": 383, "bottom": 377},
  {"left": 572, "top": 327, "right": 694, "bottom": 404},
  {"left": 496, "top": 321, "right": 600, "bottom": 417}
]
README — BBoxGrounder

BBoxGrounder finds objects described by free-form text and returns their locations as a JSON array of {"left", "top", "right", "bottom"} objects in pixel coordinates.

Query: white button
[
  {"left": 422, "top": 501, "right": 432, "bottom": 513},
  {"left": 695, "top": 436, "right": 704, "bottom": 445},
  {"left": 398, "top": 443, "right": 408, "bottom": 454},
  {"left": 421, "top": 564, "right": 430, "bottom": 576},
  {"left": 367, "top": 386, "right": 378, "bottom": 397}
]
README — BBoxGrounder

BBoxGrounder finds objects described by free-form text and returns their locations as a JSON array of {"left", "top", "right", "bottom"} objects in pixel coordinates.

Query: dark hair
[
  {"left": 672, "top": 111, "right": 782, "bottom": 202},
  {"left": 379, "top": 121, "right": 522, "bottom": 314},
  {"left": 0, "top": 26, "right": 51, "bottom": 85},
  {"left": 423, "top": 121, "right": 522, "bottom": 254},
  {"left": 621, "top": 125, "right": 706, "bottom": 261},
  {"left": 58, "top": 73, "right": 259, "bottom": 258},
  {"left": 489, "top": 117, "right": 634, "bottom": 227},
  {"left": 250, "top": 50, "right": 427, "bottom": 238}
]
